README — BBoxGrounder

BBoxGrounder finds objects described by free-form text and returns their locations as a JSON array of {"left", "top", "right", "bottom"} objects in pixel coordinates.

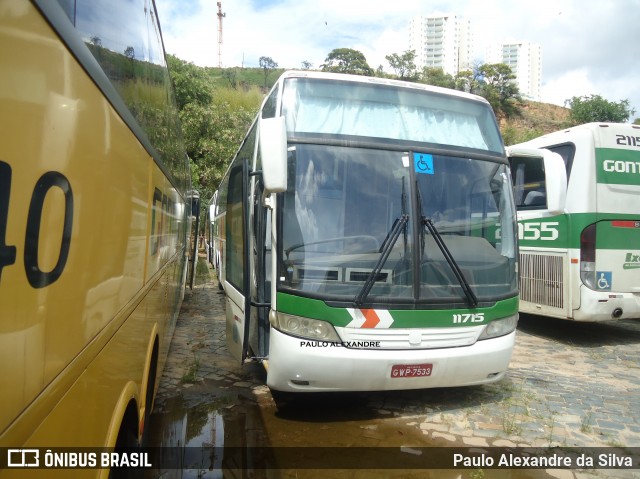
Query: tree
[
  {"left": 222, "top": 68, "right": 238, "bottom": 89},
  {"left": 166, "top": 55, "right": 214, "bottom": 109},
  {"left": 452, "top": 63, "right": 522, "bottom": 119},
  {"left": 385, "top": 50, "right": 417, "bottom": 80},
  {"left": 419, "top": 67, "right": 455, "bottom": 89},
  {"left": 180, "top": 101, "right": 256, "bottom": 200},
  {"left": 453, "top": 68, "right": 482, "bottom": 95},
  {"left": 124, "top": 46, "right": 136, "bottom": 77},
  {"left": 259, "top": 56, "right": 278, "bottom": 88},
  {"left": 124, "top": 46, "right": 135, "bottom": 60},
  {"left": 321, "top": 48, "right": 373, "bottom": 76},
  {"left": 165, "top": 55, "right": 262, "bottom": 200},
  {"left": 565, "top": 94, "right": 635, "bottom": 124},
  {"left": 477, "top": 63, "right": 522, "bottom": 119},
  {"left": 301, "top": 60, "right": 312, "bottom": 70}
]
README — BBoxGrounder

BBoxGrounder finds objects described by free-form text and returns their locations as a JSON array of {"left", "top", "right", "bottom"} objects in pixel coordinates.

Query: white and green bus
[
  {"left": 510, "top": 122, "right": 640, "bottom": 321},
  {"left": 215, "top": 71, "right": 559, "bottom": 394}
]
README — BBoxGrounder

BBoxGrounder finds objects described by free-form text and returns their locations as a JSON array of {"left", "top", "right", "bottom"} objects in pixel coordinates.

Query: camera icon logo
[{"left": 7, "top": 449, "right": 40, "bottom": 467}]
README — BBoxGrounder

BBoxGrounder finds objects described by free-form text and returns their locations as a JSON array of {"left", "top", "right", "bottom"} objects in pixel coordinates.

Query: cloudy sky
[{"left": 155, "top": 0, "right": 640, "bottom": 118}]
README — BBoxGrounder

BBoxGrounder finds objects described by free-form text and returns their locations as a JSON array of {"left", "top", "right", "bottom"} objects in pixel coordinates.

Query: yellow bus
[{"left": 0, "top": 0, "right": 190, "bottom": 476}]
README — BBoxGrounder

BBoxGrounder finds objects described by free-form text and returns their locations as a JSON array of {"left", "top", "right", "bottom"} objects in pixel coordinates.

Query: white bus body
[
  {"left": 215, "top": 71, "right": 563, "bottom": 393},
  {"left": 510, "top": 123, "right": 640, "bottom": 321}
]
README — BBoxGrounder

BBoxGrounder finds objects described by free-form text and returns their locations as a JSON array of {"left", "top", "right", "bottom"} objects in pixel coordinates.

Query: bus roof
[
  {"left": 274, "top": 70, "right": 490, "bottom": 106},
  {"left": 514, "top": 122, "right": 640, "bottom": 148},
  {"left": 533, "top": 122, "right": 639, "bottom": 138}
]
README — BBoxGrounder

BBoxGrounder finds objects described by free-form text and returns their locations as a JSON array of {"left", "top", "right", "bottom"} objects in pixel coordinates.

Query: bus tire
[
  {"left": 269, "top": 389, "right": 299, "bottom": 411},
  {"left": 109, "top": 401, "right": 141, "bottom": 479},
  {"left": 141, "top": 340, "right": 159, "bottom": 446}
]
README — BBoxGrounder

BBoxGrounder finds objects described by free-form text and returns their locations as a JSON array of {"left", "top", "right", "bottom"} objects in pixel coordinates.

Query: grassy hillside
[
  {"left": 203, "top": 66, "right": 286, "bottom": 91},
  {"left": 501, "top": 101, "right": 571, "bottom": 145}
]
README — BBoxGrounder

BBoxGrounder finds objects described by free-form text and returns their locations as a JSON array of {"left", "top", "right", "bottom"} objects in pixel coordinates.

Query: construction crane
[{"left": 217, "top": 2, "right": 225, "bottom": 68}]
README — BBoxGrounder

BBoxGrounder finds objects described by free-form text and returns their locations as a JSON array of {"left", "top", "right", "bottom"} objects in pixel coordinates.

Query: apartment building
[
  {"left": 487, "top": 42, "right": 542, "bottom": 101},
  {"left": 409, "top": 14, "right": 472, "bottom": 76}
]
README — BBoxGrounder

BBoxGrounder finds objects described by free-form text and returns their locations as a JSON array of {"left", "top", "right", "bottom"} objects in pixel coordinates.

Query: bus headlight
[
  {"left": 478, "top": 314, "right": 518, "bottom": 340},
  {"left": 274, "top": 312, "right": 341, "bottom": 342}
]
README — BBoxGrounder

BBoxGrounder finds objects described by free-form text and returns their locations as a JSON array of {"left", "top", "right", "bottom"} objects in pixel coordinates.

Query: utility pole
[{"left": 217, "top": 2, "right": 225, "bottom": 68}]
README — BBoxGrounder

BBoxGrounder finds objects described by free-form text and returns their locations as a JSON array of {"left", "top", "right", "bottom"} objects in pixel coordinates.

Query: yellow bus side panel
[{"left": 0, "top": 0, "right": 182, "bottom": 446}]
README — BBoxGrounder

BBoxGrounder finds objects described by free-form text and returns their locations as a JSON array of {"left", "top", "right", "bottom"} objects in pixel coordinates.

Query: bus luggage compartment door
[{"left": 225, "top": 289, "right": 248, "bottom": 363}]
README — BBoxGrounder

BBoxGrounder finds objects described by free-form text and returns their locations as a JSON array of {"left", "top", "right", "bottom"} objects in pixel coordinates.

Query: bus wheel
[
  {"left": 109, "top": 402, "right": 141, "bottom": 479},
  {"left": 269, "top": 389, "right": 299, "bottom": 412},
  {"left": 141, "top": 341, "right": 159, "bottom": 447}
]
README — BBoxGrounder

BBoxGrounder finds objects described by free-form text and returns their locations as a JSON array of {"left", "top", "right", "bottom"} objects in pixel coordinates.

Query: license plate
[{"left": 391, "top": 363, "right": 433, "bottom": 378}]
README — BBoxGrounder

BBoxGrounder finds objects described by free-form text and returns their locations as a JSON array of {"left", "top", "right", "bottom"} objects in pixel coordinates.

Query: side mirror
[
  {"left": 506, "top": 147, "right": 567, "bottom": 216},
  {"left": 259, "top": 116, "right": 288, "bottom": 193},
  {"left": 188, "top": 190, "right": 200, "bottom": 217}
]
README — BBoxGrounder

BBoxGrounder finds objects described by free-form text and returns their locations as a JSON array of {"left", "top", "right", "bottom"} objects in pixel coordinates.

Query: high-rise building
[
  {"left": 409, "top": 14, "right": 472, "bottom": 76},
  {"left": 487, "top": 42, "right": 542, "bottom": 101}
]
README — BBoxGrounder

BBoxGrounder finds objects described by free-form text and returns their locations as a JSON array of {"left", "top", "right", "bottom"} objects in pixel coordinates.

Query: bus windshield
[
  {"left": 282, "top": 77, "right": 504, "bottom": 154},
  {"left": 278, "top": 144, "right": 518, "bottom": 307}
]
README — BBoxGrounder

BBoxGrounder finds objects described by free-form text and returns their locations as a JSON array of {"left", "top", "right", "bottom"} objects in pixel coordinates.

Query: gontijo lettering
[{"left": 603, "top": 159, "right": 640, "bottom": 173}]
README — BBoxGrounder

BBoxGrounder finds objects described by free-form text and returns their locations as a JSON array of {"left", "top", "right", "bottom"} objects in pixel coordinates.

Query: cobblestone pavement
[{"left": 149, "top": 258, "right": 640, "bottom": 479}]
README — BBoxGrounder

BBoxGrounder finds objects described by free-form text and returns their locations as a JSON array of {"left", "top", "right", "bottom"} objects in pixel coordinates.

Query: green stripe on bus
[
  {"left": 596, "top": 148, "right": 640, "bottom": 186},
  {"left": 518, "top": 213, "right": 640, "bottom": 249},
  {"left": 276, "top": 293, "right": 352, "bottom": 325},
  {"left": 597, "top": 219, "right": 640, "bottom": 250},
  {"left": 276, "top": 292, "right": 518, "bottom": 328},
  {"left": 517, "top": 214, "right": 570, "bottom": 248}
]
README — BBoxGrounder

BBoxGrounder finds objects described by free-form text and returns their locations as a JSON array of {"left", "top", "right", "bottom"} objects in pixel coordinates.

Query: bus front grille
[{"left": 335, "top": 325, "right": 484, "bottom": 349}]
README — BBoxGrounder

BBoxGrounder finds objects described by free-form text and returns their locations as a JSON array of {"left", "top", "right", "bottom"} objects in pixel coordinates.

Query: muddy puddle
[
  {"left": 145, "top": 378, "right": 554, "bottom": 479},
  {"left": 144, "top": 379, "right": 270, "bottom": 478}
]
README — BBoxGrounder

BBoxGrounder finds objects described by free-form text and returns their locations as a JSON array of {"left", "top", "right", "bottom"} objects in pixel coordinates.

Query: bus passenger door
[
  {"left": 251, "top": 176, "right": 271, "bottom": 359},
  {"left": 507, "top": 147, "right": 569, "bottom": 317},
  {"left": 507, "top": 147, "right": 567, "bottom": 217},
  {"left": 225, "top": 159, "right": 252, "bottom": 363}
]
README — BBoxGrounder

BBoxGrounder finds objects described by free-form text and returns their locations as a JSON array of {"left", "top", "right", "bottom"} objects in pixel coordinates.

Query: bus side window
[
  {"left": 262, "top": 88, "right": 278, "bottom": 119},
  {"left": 511, "top": 157, "right": 547, "bottom": 210},
  {"left": 546, "top": 143, "right": 576, "bottom": 181},
  {"left": 226, "top": 164, "right": 245, "bottom": 292}
]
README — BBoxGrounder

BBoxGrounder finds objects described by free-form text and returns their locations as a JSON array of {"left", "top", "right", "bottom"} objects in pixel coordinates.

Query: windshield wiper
[
  {"left": 354, "top": 178, "right": 409, "bottom": 307},
  {"left": 423, "top": 217, "right": 478, "bottom": 307},
  {"left": 354, "top": 214, "right": 408, "bottom": 307}
]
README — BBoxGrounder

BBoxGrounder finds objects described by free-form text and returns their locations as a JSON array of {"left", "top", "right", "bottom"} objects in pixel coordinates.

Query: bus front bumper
[{"left": 266, "top": 328, "right": 515, "bottom": 392}]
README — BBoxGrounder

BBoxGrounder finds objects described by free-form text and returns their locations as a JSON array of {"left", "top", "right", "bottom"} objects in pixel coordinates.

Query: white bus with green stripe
[
  {"left": 216, "top": 71, "right": 558, "bottom": 394},
  {"left": 510, "top": 122, "right": 640, "bottom": 321}
]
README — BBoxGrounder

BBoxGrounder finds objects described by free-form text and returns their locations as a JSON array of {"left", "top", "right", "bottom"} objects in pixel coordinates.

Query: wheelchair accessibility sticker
[
  {"left": 596, "top": 271, "right": 612, "bottom": 291},
  {"left": 414, "top": 153, "right": 434, "bottom": 175}
]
